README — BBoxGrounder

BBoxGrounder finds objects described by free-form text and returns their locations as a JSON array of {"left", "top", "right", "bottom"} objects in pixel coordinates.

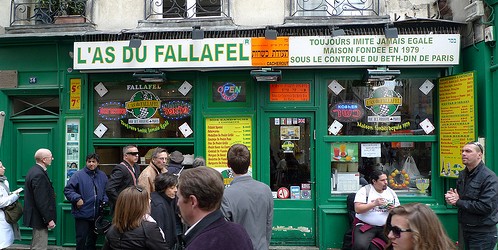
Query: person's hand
[
  {"left": 76, "top": 199, "right": 84, "bottom": 209},
  {"left": 374, "top": 198, "right": 387, "bottom": 207},
  {"left": 48, "top": 220, "right": 56, "bottom": 229},
  {"left": 445, "top": 188, "right": 459, "bottom": 205}
]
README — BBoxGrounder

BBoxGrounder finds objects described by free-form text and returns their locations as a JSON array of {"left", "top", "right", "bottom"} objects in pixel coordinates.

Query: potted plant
[
  {"left": 54, "top": 0, "right": 87, "bottom": 24},
  {"left": 60, "top": 0, "right": 86, "bottom": 16}
]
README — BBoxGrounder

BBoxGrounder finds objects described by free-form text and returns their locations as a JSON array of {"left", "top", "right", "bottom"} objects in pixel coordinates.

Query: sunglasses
[
  {"left": 388, "top": 225, "right": 412, "bottom": 238},
  {"left": 468, "top": 141, "right": 484, "bottom": 153},
  {"left": 135, "top": 186, "right": 143, "bottom": 192},
  {"left": 126, "top": 152, "right": 139, "bottom": 156}
]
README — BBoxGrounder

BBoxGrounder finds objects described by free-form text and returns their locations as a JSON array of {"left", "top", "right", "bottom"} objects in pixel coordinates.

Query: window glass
[
  {"left": 330, "top": 142, "right": 432, "bottom": 196},
  {"left": 93, "top": 80, "right": 193, "bottom": 139},
  {"left": 95, "top": 145, "right": 194, "bottom": 176},
  {"left": 327, "top": 79, "right": 435, "bottom": 135},
  {"left": 163, "top": 0, "right": 221, "bottom": 18},
  {"left": 269, "top": 117, "right": 311, "bottom": 193},
  {"left": 11, "top": 96, "right": 59, "bottom": 117}
]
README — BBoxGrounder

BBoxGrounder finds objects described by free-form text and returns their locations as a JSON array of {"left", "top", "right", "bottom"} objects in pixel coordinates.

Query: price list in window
[
  {"left": 439, "top": 72, "right": 476, "bottom": 178},
  {"left": 270, "top": 83, "right": 310, "bottom": 102},
  {"left": 205, "top": 117, "right": 253, "bottom": 170}
]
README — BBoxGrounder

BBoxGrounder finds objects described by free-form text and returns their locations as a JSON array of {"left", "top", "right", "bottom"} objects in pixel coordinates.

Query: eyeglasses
[
  {"left": 388, "top": 225, "right": 412, "bottom": 238},
  {"left": 126, "top": 152, "right": 139, "bottom": 156},
  {"left": 155, "top": 157, "right": 168, "bottom": 161},
  {"left": 135, "top": 186, "right": 143, "bottom": 192},
  {"left": 468, "top": 141, "right": 484, "bottom": 153}
]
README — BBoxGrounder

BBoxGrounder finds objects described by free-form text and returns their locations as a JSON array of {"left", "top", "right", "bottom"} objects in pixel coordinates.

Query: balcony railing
[
  {"left": 10, "top": 0, "right": 90, "bottom": 26},
  {"left": 144, "top": 0, "right": 229, "bottom": 20},
  {"left": 290, "top": 0, "right": 380, "bottom": 17}
]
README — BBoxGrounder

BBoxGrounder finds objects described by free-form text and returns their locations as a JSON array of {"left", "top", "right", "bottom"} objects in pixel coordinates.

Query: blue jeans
[{"left": 463, "top": 230, "right": 497, "bottom": 250}]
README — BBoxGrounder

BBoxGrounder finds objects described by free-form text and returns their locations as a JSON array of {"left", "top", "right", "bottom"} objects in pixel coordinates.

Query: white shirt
[{"left": 354, "top": 184, "right": 399, "bottom": 226}]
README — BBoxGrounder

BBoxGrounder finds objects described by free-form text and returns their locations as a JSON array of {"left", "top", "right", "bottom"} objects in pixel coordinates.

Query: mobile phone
[{"left": 13, "top": 187, "right": 23, "bottom": 193}]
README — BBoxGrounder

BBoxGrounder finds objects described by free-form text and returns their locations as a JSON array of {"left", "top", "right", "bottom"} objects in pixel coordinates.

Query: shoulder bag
[{"left": 3, "top": 200, "right": 23, "bottom": 224}]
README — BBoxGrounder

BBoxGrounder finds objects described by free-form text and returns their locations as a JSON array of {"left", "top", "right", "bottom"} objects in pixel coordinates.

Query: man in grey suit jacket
[{"left": 221, "top": 144, "right": 274, "bottom": 250}]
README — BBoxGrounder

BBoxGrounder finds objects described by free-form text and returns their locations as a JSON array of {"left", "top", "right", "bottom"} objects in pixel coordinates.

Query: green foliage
[{"left": 37, "top": 0, "right": 85, "bottom": 15}]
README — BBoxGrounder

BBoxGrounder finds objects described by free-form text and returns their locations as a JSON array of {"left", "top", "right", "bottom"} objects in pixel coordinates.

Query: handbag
[{"left": 3, "top": 200, "right": 23, "bottom": 224}]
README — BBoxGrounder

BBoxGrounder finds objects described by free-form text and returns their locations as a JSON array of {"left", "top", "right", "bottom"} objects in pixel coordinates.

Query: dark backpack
[{"left": 341, "top": 185, "right": 371, "bottom": 250}]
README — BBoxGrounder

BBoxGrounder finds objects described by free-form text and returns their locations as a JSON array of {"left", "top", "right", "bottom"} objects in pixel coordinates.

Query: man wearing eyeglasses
[
  {"left": 445, "top": 142, "right": 498, "bottom": 250},
  {"left": 106, "top": 145, "right": 141, "bottom": 213},
  {"left": 23, "top": 148, "right": 56, "bottom": 250},
  {"left": 138, "top": 147, "right": 169, "bottom": 194}
]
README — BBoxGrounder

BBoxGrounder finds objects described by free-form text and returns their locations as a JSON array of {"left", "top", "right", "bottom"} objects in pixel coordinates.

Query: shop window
[
  {"left": 330, "top": 142, "right": 432, "bottom": 196},
  {"left": 93, "top": 80, "right": 193, "bottom": 139},
  {"left": 211, "top": 81, "right": 247, "bottom": 103},
  {"left": 327, "top": 79, "right": 435, "bottom": 136}
]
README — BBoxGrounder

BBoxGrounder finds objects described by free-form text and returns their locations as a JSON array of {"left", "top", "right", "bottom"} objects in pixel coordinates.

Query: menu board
[
  {"left": 439, "top": 72, "right": 476, "bottom": 178},
  {"left": 205, "top": 117, "right": 252, "bottom": 171}
]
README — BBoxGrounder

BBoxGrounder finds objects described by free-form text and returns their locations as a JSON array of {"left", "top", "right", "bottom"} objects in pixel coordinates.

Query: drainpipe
[{"left": 487, "top": 0, "right": 498, "bottom": 170}]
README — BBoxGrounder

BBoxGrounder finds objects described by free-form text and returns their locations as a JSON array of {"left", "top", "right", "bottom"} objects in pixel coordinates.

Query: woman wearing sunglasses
[
  {"left": 103, "top": 186, "right": 168, "bottom": 249},
  {"left": 384, "top": 203, "right": 456, "bottom": 250}
]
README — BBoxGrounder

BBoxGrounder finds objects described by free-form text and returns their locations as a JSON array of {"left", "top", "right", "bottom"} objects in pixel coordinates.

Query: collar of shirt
[
  {"left": 37, "top": 163, "right": 47, "bottom": 171},
  {"left": 184, "top": 219, "right": 202, "bottom": 236}
]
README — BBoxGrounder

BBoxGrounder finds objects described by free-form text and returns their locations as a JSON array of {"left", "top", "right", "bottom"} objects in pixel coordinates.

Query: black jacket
[
  {"left": 23, "top": 164, "right": 56, "bottom": 229},
  {"left": 103, "top": 221, "right": 168, "bottom": 250},
  {"left": 105, "top": 162, "right": 140, "bottom": 210},
  {"left": 150, "top": 192, "right": 180, "bottom": 248},
  {"left": 456, "top": 161, "right": 498, "bottom": 232}
]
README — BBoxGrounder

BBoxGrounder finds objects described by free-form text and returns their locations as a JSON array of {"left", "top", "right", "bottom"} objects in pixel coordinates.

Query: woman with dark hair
[
  {"left": 150, "top": 173, "right": 181, "bottom": 248},
  {"left": 103, "top": 186, "right": 168, "bottom": 250},
  {"left": 384, "top": 203, "right": 456, "bottom": 250}
]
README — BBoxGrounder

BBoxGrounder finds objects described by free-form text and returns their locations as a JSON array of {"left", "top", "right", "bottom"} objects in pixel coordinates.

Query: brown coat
[{"left": 137, "top": 163, "right": 167, "bottom": 193}]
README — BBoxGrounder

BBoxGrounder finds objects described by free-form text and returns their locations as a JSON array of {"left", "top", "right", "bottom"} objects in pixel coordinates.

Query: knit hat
[{"left": 169, "top": 151, "right": 184, "bottom": 164}]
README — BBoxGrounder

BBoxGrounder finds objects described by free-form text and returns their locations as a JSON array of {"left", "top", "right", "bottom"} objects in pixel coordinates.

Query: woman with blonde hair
[
  {"left": 103, "top": 186, "right": 168, "bottom": 249},
  {"left": 384, "top": 202, "right": 456, "bottom": 250}
]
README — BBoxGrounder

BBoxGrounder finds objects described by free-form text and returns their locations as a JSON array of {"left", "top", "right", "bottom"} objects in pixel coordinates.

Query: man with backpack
[{"left": 352, "top": 169, "right": 399, "bottom": 250}]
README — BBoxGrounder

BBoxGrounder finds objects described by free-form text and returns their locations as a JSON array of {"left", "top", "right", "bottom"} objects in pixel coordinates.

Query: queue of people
[{"left": 3, "top": 141, "right": 496, "bottom": 249}]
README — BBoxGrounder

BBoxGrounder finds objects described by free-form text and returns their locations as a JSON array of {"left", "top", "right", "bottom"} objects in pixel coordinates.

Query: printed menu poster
[
  {"left": 206, "top": 117, "right": 253, "bottom": 173},
  {"left": 439, "top": 72, "right": 476, "bottom": 178}
]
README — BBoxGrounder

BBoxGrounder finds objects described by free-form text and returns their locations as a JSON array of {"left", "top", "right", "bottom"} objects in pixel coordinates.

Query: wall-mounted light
[
  {"left": 330, "top": 26, "right": 345, "bottom": 37},
  {"left": 129, "top": 34, "right": 143, "bottom": 48},
  {"left": 133, "top": 69, "right": 166, "bottom": 83},
  {"left": 365, "top": 67, "right": 400, "bottom": 81},
  {"left": 384, "top": 24, "right": 398, "bottom": 39},
  {"left": 192, "top": 26, "right": 204, "bottom": 40},
  {"left": 250, "top": 68, "right": 282, "bottom": 82},
  {"left": 264, "top": 26, "right": 277, "bottom": 40}
]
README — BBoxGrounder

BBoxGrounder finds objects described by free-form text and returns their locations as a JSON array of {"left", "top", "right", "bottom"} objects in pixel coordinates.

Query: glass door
[{"left": 264, "top": 111, "right": 316, "bottom": 245}]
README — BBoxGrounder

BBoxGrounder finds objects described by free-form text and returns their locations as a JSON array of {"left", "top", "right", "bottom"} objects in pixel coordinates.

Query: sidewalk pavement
[{"left": 8, "top": 244, "right": 338, "bottom": 250}]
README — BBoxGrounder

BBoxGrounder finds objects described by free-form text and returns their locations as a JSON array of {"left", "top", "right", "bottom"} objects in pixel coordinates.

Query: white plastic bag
[{"left": 403, "top": 156, "right": 421, "bottom": 186}]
